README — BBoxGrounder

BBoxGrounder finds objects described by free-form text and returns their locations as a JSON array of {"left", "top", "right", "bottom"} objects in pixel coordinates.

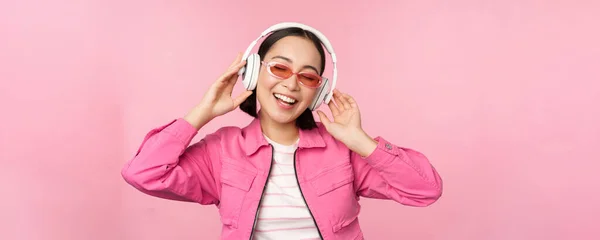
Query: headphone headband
[{"left": 240, "top": 22, "right": 337, "bottom": 104}]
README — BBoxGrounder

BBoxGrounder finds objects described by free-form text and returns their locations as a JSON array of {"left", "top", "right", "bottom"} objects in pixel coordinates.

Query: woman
[{"left": 121, "top": 26, "right": 443, "bottom": 240}]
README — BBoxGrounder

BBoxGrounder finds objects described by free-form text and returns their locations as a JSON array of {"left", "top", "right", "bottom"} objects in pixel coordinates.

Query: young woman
[{"left": 121, "top": 25, "right": 443, "bottom": 240}]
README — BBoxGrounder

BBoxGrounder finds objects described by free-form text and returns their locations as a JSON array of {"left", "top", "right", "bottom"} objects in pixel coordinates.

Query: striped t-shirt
[{"left": 252, "top": 135, "right": 321, "bottom": 240}]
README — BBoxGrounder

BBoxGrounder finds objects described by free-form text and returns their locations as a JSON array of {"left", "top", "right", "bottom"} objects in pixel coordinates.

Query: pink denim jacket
[{"left": 121, "top": 117, "right": 443, "bottom": 240}]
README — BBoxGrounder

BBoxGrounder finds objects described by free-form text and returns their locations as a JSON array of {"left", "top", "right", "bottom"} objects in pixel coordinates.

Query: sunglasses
[{"left": 261, "top": 61, "right": 324, "bottom": 88}]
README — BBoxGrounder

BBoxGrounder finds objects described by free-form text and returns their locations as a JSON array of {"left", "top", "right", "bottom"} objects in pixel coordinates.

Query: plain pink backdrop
[{"left": 1, "top": 0, "right": 599, "bottom": 239}]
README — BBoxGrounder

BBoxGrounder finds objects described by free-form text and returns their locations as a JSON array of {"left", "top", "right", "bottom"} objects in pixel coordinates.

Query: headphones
[{"left": 237, "top": 22, "right": 338, "bottom": 110}]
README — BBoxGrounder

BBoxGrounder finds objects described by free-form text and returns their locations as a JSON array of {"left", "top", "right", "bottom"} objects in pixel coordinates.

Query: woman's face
[{"left": 256, "top": 36, "right": 323, "bottom": 125}]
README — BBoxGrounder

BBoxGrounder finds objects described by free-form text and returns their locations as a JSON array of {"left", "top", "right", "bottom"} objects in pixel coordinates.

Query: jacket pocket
[
  {"left": 310, "top": 161, "right": 354, "bottom": 196},
  {"left": 332, "top": 213, "right": 359, "bottom": 233},
  {"left": 219, "top": 160, "right": 256, "bottom": 229},
  {"left": 331, "top": 206, "right": 362, "bottom": 239},
  {"left": 309, "top": 161, "right": 361, "bottom": 236}
]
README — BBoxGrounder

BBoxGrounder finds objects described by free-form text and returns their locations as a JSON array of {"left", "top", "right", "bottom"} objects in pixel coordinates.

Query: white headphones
[{"left": 237, "top": 22, "right": 338, "bottom": 110}]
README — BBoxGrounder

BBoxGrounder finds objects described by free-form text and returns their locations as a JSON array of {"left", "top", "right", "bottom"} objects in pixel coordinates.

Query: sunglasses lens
[
  {"left": 298, "top": 73, "right": 321, "bottom": 88},
  {"left": 269, "top": 64, "right": 292, "bottom": 78}
]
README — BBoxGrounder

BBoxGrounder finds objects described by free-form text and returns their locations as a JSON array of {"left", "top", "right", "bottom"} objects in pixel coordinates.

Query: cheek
[
  {"left": 256, "top": 85, "right": 270, "bottom": 106},
  {"left": 257, "top": 71, "right": 278, "bottom": 89},
  {"left": 255, "top": 74, "right": 276, "bottom": 102},
  {"left": 300, "top": 89, "right": 317, "bottom": 104}
]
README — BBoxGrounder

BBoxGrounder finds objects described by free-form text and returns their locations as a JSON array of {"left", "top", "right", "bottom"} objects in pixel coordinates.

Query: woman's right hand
[{"left": 184, "top": 53, "right": 253, "bottom": 129}]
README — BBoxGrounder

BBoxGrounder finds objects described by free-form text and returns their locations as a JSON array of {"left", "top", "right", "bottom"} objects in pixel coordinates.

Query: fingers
[
  {"left": 219, "top": 59, "right": 247, "bottom": 84},
  {"left": 232, "top": 90, "right": 253, "bottom": 107},
  {"left": 341, "top": 92, "right": 358, "bottom": 109},
  {"left": 316, "top": 110, "right": 331, "bottom": 127},
  {"left": 228, "top": 60, "right": 247, "bottom": 75},
  {"left": 214, "top": 54, "right": 248, "bottom": 97},
  {"left": 333, "top": 89, "right": 351, "bottom": 110},
  {"left": 220, "top": 52, "right": 245, "bottom": 81},
  {"left": 327, "top": 100, "right": 340, "bottom": 116}
]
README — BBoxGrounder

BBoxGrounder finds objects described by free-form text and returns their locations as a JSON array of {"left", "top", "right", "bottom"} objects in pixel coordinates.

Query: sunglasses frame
[{"left": 261, "top": 61, "right": 324, "bottom": 88}]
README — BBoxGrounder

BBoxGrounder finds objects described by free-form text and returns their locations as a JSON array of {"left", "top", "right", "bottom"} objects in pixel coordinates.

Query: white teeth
[{"left": 274, "top": 93, "right": 297, "bottom": 104}]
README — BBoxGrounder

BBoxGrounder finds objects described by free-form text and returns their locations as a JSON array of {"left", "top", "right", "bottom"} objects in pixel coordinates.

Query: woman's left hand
[{"left": 317, "top": 89, "right": 378, "bottom": 156}]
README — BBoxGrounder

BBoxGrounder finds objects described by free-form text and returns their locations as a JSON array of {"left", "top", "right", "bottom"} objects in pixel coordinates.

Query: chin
[
  {"left": 262, "top": 93, "right": 307, "bottom": 124},
  {"left": 269, "top": 113, "right": 297, "bottom": 124}
]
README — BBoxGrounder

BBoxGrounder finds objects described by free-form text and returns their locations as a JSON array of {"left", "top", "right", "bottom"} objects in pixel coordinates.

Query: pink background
[{"left": 2, "top": 0, "right": 599, "bottom": 239}]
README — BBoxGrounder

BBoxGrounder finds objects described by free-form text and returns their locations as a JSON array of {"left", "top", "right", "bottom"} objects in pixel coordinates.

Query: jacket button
[{"left": 385, "top": 143, "right": 392, "bottom": 150}]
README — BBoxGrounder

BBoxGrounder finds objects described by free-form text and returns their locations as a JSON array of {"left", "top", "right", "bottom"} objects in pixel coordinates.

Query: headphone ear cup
[
  {"left": 309, "top": 78, "right": 330, "bottom": 111},
  {"left": 242, "top": 54, "right": 261, "bottom": 90}
]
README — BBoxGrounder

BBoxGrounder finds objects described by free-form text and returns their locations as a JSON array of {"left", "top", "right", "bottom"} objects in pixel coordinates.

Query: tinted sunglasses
[{"left": 261, "top": 61, "right": 323, "bottom": 88}]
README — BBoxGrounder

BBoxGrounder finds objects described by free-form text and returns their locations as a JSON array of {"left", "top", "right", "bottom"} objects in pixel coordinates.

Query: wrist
[
  {"left": 184, "top": 105, "right": 214, "bottom": 130},
  {"left": 347, "top": 130, "right": 378, "bottom": 157}
]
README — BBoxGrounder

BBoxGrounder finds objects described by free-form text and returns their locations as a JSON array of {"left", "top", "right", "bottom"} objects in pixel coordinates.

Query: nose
[{"left": 281, "top": 73, "right": 300, "bottom": 91}]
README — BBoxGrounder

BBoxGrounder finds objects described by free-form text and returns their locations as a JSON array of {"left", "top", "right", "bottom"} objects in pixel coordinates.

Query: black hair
[{"left": 239, "top": 27, "right": 327, "bottom": 130}]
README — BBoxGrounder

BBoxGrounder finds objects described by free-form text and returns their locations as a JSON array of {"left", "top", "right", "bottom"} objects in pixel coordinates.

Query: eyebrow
[{"left": 271, "top": 55, "right": 320, "bottom": 74}]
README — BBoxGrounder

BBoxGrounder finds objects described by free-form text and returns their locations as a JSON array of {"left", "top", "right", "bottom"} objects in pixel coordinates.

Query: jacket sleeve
[
  {"left": 121, "top": 118, "right": 221, "bottom": 205},
  {"left": 351, "top": 136, "right": 443, "bottom": 206}
]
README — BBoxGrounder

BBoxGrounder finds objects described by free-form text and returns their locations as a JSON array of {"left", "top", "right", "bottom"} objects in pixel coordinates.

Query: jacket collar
[{"left": 242, "top": 117, "right": 326, "bottom": 156}]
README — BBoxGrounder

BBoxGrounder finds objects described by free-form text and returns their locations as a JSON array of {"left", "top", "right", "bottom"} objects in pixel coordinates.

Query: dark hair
[{"left": 239, "top": 27, "right": 327, "bottom": 130}]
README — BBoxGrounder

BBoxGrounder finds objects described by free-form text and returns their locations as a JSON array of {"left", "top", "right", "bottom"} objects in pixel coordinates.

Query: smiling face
[{"left": 256, "top": 35, "right": 323, "bottom": 125}]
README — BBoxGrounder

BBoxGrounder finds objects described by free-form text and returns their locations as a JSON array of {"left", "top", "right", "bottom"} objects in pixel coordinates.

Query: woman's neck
[{"left": 258, "top": 111, "right": 299, "bottom": 146}]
